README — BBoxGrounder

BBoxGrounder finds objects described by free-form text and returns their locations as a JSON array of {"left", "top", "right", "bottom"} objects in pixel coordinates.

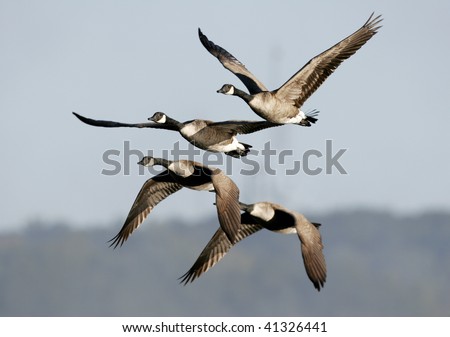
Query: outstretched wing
[
  {"left": 295, "top": 217, "right": 327, "bottom": 291},
  {"left": 198, "top": 28, "right": 268, "bottom": 94},
  {"left": 210, "top": 171, "right": 242, "bottom": 244},
  {"left": 275, "top": 13, "right": 382, "bottom": 108},
  {"left": 179, "top": 214, "right": 263, "bottom": 284},
  {"left": 108, "top": 172, "right": 183, "bottom": 248},
  {"left": 209, "top": 120, "right": 282, "bottom": 135},
  {"left": 73, "top": 112, "right": 178, "bottom": 130}
]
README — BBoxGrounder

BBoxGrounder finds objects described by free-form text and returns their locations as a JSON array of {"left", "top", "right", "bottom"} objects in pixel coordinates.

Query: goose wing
[
  {"left": 209, "top": 120, "right": 281, "bottom": 135},
  {"left": 108, "top": 172, "right": 183, "bottom": 248},
  {"left": 275, "top": 13, "right": 382, "bottom": 108},
  {"left": 295, "top": 217, "right": 327, "bottom": 291},
  {"left": 179, "top": 213, "right": 263, "bottom": 284},
  {"left": 210, "top": 170, "right": 241, "bottom": 244},
  {"left": 198, "top": 28, "right": 268, "bottom": 94},
  {"left": 73, "top": 112, "right": 178, "bottom": 130}
]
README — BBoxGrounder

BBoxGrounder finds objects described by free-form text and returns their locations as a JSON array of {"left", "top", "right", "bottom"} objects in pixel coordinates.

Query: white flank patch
[
  {"left": 190, "top": 182, "right": 214, "bottom": 192},
  {"left": 275, "top": 227, "right": 297, "bottom": 235},
  {"left": 180, "top": 122, "right": 202, "bottom": 138},
  {"left": 209, "top": 137, "right": 242, "bottom": 153},
  {"left": 168, "top": 162, "right": 194, "bottom": 177},
  {"left": 250, "top": 203, "right": 275, "bottom": 222}
]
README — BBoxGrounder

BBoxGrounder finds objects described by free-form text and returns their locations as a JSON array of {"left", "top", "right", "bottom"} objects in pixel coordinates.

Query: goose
[
  {"left": 73, "top": 111, "right": 282, "bottom": 158},
  {"left": 180, "top": 201, "right": 326, "bottom": 291},
  {"left": 199, "top": 13, "right": 382, "bottom": 125},
  {"left": 108, "top": 156, "right": 241, "bottom": 248}
]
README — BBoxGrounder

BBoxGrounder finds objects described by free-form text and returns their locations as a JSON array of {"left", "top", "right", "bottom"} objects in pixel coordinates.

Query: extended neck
[
  {"left": 152, "top": 157, "right": 173, "bottom": 168},
  {"left": 163, "top": 116, "right": 184, "bottom": 130},
  {"left": 232, "top": 87, "right": 253, "bottom": 103},
  {"left": 239, "top": 202, "right": 253, "bottom": 212}
]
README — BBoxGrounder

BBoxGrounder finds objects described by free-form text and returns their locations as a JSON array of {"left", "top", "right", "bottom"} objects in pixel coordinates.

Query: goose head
[
  {"left": 138, "top": 156, "right": 156, "bottom": 167},
  {"left": 217, "top": 84, "right": 235, "bottom": 95},
  {"left": 148, "top": 112, "right": 167, "bottom": 124}
]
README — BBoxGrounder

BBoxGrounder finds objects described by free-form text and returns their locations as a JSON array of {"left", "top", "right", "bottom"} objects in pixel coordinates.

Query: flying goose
[
  {"left": 108, "top": 157, "right": 241, "bottom": 248},
  {"left": 180, "top": 201, "right": 326, "bottom": 291},
  {"left": 199, "top": 13, "right": 382, "bottom": 125},
  {"left": 73, "top": 111, "right": 282, "bottom": 158}
]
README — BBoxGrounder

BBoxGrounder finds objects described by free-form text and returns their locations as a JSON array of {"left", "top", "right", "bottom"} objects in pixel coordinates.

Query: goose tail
[
  {"left": 225, "top": 142, "right": 252, "bottom": 158},
  {"left": 300, "top": 109, "right": 319, "bottom": 126}
]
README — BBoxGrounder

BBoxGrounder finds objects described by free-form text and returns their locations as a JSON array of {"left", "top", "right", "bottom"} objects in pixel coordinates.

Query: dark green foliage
[{"left": 0, "top": 210, "right": 449, "bottom": 316}]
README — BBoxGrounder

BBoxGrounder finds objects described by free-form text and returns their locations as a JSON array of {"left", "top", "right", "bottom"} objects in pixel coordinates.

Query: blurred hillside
[{"left": 0, "top": 209, "right": 449, "bottom": 316}]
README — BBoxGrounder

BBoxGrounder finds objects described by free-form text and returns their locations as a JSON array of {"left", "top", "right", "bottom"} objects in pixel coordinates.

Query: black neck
[
  {"left": 164, "top": 116, "right": 184, "bottom": 130},
  {"left": 153, "top": 157, "right": 172, "bottom": 168},
  {"left": 233, "top": 87, "right": 253, "bottom": 103},
  {"left": 239, "top": 202, "right": 253, "bottom": 212}
]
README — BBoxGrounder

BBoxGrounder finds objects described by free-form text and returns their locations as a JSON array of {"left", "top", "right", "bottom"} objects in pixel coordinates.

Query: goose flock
[{"left": 74, "top": 13, "right": 382, "bottom": 291}]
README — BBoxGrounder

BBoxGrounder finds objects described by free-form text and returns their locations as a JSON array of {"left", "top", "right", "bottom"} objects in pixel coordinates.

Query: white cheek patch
[
  {"left": 226, "top": 86, "right": 235, "bottom": 95},
  {"left": 156, "top": 114, "right": 166, "bottom": 123},
  {"left": 139, "top": 158, "right": 153, "bottom": 167}
]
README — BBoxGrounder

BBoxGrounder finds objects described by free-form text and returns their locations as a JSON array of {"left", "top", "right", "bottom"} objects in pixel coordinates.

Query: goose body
[
  {"left": 180, "top": 201, "right": 326, "bottom": 291},
  {"left": 108, "top": 157, "right": 241, "bottom": 248},
  {"left": 199, "top": 13, "right": 382, "bottom": 125},
  {"left": 73, "top": 111, "right": 280, "bottom": 158}
]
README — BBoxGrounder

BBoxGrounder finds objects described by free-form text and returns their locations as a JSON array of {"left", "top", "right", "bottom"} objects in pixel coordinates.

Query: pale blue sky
[{"left": 1, "top": 0, "right": 449, "bottom": 231}]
